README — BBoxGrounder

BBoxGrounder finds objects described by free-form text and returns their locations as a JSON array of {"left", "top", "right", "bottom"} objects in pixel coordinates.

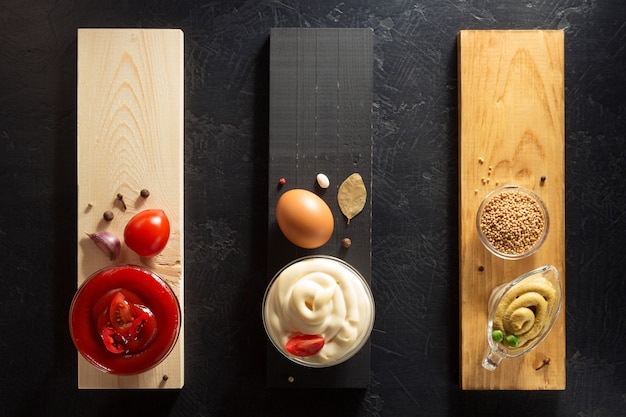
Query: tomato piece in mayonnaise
[{"left": 263, "top": 256, "right": 375, "bottom": 367}]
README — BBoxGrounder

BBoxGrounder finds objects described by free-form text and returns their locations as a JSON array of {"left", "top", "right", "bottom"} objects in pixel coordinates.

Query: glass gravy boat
[{"left": 482, "top": 265, "right": 562, "bottom": 371}]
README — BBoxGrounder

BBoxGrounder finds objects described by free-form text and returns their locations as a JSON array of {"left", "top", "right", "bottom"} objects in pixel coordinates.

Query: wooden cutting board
[
  {"left": 458, "top": 30, "right": 565, "bottom": 390},
  {"left": 76, "top": 28, "right": 184, "bottom": 389},
  {"left": 267, "top": 28, "right": 373, "bottom": 388}
]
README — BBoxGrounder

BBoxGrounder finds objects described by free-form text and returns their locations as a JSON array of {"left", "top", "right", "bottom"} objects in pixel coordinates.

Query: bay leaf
[{"left": 337, "top": 173, "right": 367, "bottom": 224}]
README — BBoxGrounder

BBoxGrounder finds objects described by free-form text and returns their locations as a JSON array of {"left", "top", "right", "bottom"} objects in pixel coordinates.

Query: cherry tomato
[
  {"left": 285, "top": 334, "right": 325, "bottom": 357},
  {"left": 124, "top": 209, "right": 170, "bottom": 257}
]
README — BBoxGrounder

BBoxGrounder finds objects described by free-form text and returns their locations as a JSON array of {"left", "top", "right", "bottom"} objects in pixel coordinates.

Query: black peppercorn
[
  {"left": 103, "top": 211, "right": 114, "bottom": 222},
  {"left": 140, "top": 188, "right": 150, "bottom": 198}
]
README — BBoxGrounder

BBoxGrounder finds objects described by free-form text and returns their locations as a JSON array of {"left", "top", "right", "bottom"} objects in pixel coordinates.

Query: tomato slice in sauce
[
  {"left": 95, "top": 291, "right": 158, "bottom": 355},
  {"left": 101, "top": 327, "right": 126, "bottom": 354},
  {"left": 109, "top": 292, "right": 133, "bottom": 331}
]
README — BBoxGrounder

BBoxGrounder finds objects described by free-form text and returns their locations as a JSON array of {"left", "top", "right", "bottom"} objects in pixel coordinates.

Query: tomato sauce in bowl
[{"left": 69, "top": 265, "right": 180, "bottom": 375}]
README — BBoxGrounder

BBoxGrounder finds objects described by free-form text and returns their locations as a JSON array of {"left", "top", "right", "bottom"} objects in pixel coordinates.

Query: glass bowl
[
  {"left": 482, "top": 264, "right": 562, "bottom": 371},
  {"left": 69, "top": 265, "right": 181, "bottom": 375},
  {"left": 262, "top": 256, "right": 375, "bottom": 368},
  {"left": 477, "top": 185, "right": 549, "bottom": 260}
]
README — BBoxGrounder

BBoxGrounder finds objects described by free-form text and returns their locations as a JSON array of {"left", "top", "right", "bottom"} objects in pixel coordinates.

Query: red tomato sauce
[{"left": 69, "top": 265, "right": 180, "bottom": 375}]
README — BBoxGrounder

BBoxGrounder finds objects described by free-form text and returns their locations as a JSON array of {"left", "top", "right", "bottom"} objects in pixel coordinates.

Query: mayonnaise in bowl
[{"left": 262, "top": 256, "right": 375, "bottom": 367}]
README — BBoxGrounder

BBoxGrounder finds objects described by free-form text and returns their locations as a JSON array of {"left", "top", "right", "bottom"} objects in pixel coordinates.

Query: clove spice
[
  {"left": 535, "top": 357, "right": 551, "bottom": 371},
  {"left": 116, "top": 193, "right": 127, "bottom": 210}
]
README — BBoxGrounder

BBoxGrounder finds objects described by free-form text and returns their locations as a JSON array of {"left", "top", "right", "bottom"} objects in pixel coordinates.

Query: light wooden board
[
  {"left": 267, "top": 28, "right": 373, "bottom": 388},
  {"left": 458, "top": 30, "right": 565, "bottom": 390},
  {"left": 77, "top": 28, "right": 184, "bottom": 389}
]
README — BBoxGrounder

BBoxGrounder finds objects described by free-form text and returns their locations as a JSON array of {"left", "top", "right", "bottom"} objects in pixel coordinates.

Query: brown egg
[{"left": 276, "top": 189, "right": 334, "bottom": 249}]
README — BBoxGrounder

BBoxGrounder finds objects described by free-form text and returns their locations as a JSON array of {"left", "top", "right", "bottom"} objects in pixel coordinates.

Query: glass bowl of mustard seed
[{"left": 476, "top": 185, "right": 549, "bottom": 260}]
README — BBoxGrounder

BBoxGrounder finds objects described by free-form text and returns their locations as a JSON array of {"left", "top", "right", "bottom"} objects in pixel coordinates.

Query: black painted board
[{"left": 267, "top": 28, "right": 373, "bottom": 388}]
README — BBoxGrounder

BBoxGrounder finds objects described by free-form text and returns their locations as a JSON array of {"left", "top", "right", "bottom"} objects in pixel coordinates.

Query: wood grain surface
[
  {"left": 267, "top": 28, "right": 373, "bottom": 388},
  {"left": 4, "top": 1, "right": 626, "bottom": 415},
  {"left": 76, "top": 29, "right": 184, "bottom": 389},
  {"left": 458, "top": 30, "right": 565, "bottom": 390}
]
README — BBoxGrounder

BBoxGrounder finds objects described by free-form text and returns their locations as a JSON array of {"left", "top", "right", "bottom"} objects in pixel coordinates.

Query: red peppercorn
[{"left": 279, "top": 178, "right": 286, "bottom": 185}]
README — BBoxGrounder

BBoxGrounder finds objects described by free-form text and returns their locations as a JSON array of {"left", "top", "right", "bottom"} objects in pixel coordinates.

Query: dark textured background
[{"left": 1, "top": 0, "right": 625, "bottom": 416}]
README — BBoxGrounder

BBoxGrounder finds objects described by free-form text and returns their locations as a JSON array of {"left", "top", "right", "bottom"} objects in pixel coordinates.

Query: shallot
[{"left": 86, "top": 231, "right": 121, "bottom": 260}]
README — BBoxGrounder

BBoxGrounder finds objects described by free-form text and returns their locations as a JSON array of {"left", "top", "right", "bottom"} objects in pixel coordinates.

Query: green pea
[
  {"left": 505, "top": 334, "right": 520, "bottom": 347},
  {"left": 492, "top": 330, "right": 504, "bottom": 343}
]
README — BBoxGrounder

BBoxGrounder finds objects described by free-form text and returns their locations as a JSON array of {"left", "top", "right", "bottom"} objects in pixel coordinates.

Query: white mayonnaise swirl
[{"left": 263, "top": 256, "right": 374, "bottom": 366}]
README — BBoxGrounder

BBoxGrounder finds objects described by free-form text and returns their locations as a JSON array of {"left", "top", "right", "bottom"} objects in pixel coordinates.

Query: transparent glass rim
[
  {"left": 262, "top": 255, "right": 375, "bottom": 368},
  {"left": 476, "top": 184, "right": 550, "bottom": 260}
]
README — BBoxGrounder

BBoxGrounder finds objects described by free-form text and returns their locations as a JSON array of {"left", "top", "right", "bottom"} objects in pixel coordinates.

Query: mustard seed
[{"left": 479, "top": 189, "right": 546, "bottom": 256}]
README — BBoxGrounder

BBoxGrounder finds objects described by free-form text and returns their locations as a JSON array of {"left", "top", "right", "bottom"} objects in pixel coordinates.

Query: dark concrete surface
[{"left": 0, "top": 1, "right": 624, "bottom": 416}]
